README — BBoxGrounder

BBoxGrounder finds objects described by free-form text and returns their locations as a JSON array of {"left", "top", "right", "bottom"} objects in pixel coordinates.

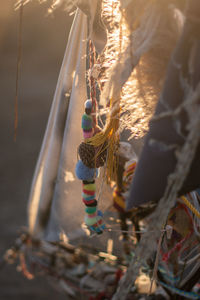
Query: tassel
[{"left": 86, "top": 101, "right": 120, "bottom": 182}]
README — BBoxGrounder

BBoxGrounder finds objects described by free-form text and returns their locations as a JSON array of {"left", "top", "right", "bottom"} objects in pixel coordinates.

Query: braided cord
[{"left": 181, "top": 196, "right": 200, "bottom": 219}]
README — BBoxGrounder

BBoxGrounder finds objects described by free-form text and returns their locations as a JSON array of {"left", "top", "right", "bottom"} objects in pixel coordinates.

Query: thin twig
[{"left": 14, "top": 1, "right": 23, "bottom": 141}]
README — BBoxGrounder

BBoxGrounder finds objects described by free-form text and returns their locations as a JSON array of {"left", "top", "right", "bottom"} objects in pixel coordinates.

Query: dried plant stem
[
  {"left": 112, "top": 83, "right": 200, "bottom": 300},
  {"left": 14, "top": 1, "right": 23, "bottom": 141}
]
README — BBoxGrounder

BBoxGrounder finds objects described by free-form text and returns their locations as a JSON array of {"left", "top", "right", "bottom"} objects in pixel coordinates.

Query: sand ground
[
  {"left": 0, "top": 1, "right": 73, "bottom": 299},
  {"left": 0, "top": 3, "right": 145, "bottom": 299}
]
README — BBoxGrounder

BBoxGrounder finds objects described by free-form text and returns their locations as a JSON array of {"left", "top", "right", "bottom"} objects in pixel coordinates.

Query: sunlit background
[{"left": 0, "top": 1, "right": 72, "bottom": 299}]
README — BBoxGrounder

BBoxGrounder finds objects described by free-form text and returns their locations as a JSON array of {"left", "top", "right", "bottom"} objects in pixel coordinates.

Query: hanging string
[
  {"left": 88, "top": 225, "right": 174, "bottom": 241},
  {"left": 14, "top": 0, "right": 23, "bottom": 141},
  {"left": 89, "top": 40, "right": 97, "bottom": 126},
  {"left": 96, "top": 152, "right": 108, "bottom": 202},
  {"left": 102, "top": 225, "right": 171, "bottom": 235}
]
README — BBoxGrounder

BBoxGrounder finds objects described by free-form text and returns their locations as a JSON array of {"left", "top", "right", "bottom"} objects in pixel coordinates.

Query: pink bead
[
  {"left": 87, "top": 212, "right": 97, "bottom": 218},
  {"left": 83, "top": 131, "right": 93, "bottom": 139}
]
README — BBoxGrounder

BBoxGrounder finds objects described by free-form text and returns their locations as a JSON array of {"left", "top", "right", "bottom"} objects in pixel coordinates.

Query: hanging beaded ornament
[{"left": 75, "top": 99, "right": 106, "bottom": 234}]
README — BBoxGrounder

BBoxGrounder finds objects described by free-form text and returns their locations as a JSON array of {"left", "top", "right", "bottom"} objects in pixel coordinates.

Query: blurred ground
[
  {"left": 0, "top": 1, "right": 73, "bottom": 299},
  {"left": 0, "top": 2, "right": 145, "bottom": 299}
]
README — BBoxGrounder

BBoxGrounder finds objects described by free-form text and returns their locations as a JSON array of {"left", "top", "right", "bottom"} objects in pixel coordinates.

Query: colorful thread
[
  {"left": 82, "top": 99, "right": 94, "bottom": 140},
  {"left": 123, "top": 161, "right": 137, "bottom": 189},
  {"left": 113, "top": 161, "right": 137, "bottom": 213},
  {"left": 159, "top": 281, "right": 200, "bottom": 299},
  {"left": 158, "top": 266, "right": 180, "bottom": 284},
  {"left": 162, "top": 231, "right": 192, "bottom": 263},
  {"left": 113, "top": 189, "right": 126, "bottom": 212},
  {"left": 85, "top": 208, "right": 105, "bottom": 234},
  {"left": 82, "top": 182, "right": 96, "bottom": 206},
  {"left": 75, "top": 42, "right": 106, "bottom": 235}
]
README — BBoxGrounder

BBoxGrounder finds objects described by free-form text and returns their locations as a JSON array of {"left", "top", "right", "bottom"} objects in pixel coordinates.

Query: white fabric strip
[{"left": 28, "top": 9, "right": 88, "bottom": 238}]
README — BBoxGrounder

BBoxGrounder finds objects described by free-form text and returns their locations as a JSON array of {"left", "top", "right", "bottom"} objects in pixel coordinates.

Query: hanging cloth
[
  {"left": 77, "top": 0, "right": 107, "bottom": 54},
  {"left": 28, "top": 9, "right": 88, "bottom": 239},
  {"left": 127, "top": 0, "right": 200, "bottom": 209}
]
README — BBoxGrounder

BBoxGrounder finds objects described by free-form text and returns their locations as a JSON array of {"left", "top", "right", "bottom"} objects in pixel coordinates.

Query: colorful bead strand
[{"left": 82, "top": 99, "right": 94, "bottom": 139}]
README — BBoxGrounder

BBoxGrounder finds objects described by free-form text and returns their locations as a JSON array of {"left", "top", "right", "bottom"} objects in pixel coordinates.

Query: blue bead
[
  {"left": 75, "top": 160, "right": 97, "bottom": 180},
  {"left": 97, "top": 210, "right": 103, "bottom": 217},
  {"left": 85, "top": 99, "right": 92, "bottom": 109}
]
